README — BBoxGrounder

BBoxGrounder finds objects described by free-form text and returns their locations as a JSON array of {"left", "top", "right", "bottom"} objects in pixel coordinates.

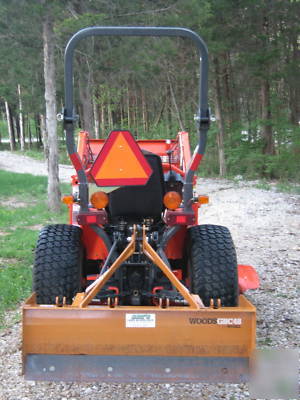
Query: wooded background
[{"left": 0, "top": 0, "right": 299, "bottom": 181}]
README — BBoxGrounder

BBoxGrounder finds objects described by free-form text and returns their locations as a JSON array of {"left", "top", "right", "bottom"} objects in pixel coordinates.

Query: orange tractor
[{"left": 22, "top": 27, "right": 259, "bottom": 382}]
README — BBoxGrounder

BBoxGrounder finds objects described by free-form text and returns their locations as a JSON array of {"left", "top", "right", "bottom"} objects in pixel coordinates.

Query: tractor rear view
[{"left": 22, "top": 27, "right": 259, "bottom": 383}]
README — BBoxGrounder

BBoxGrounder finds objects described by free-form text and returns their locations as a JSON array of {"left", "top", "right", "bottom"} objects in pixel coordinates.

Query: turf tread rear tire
[
  {"left": 33, "top": 224, "right": 83, "bottom": 304},
  {"left": 188, "top": 224, "right": 238, "bottom": 307}
]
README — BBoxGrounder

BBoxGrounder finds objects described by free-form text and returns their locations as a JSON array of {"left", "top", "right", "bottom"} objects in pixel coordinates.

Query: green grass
[
  {"left": 19, "top": 143, "right": 71, "bottom": 165},
  {"left": 0, "top": 170, "right": 69, "bottom": 328},
  {"left": 30, "top": 146, "right": 71, "bottom": 165},
  {"left": 254, "top": 180, "right": 272, "bottom": 191},
  {"left": 20, "top": 149, "right": 45, "bottom": 161},
  {"left": 0, "top": 169, "right": 50, "bottom": 198},
  {"left": 253, "top": 179, "right": 300, "bottom": 194},
  {"left": 275, "top": 181, "right": 300, "bottom": 194}
]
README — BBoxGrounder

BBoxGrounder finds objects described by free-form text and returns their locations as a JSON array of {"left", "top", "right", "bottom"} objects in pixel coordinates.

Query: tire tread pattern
[
  {"left": 33, "top": 224, "right": 82, "bottom": 304},
  {"left": 188, "top": 224, "right": 238, "bottom": 307}
]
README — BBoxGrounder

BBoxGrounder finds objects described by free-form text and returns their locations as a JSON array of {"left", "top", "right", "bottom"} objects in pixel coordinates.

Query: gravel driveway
[
  {"left": 0, "top": 151, "right": 74, "bottom": 183},
  {"left": 0, "top": 151, "right": 299, "bottom": 399}
]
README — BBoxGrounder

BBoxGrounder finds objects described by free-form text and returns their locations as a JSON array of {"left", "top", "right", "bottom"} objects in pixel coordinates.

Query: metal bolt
[
  {"left": 165, "top": 367, "right": 171, "bottom": 373},
  {"left": 107, "top": 366, "right": 113, "bottom": 373},
  {"left": 49, "top": 365, "right": 56, "bottom": 372}
]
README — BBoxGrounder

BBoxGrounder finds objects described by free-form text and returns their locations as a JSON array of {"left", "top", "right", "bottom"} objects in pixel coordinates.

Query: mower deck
[{"left": 23, "top": 295, "right": 255, "bottom": 382}]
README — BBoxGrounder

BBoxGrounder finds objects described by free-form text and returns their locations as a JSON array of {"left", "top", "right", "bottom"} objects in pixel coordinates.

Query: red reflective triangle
[{"left": 90, "top": 130, "right": 152, "bottom": 187}]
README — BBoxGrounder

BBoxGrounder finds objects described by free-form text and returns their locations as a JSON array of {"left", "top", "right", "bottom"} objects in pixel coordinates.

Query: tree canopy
[{"left": 0, "top": 0, "right": 299, "bottom": 180}]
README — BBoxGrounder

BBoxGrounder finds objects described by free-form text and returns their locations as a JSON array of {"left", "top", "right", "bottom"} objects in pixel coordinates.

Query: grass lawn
[{"left": 0, "top": 170, "right": 69, "bottom": 327}]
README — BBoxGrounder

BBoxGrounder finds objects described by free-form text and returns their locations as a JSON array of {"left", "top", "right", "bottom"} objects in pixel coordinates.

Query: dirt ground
[{"left": 0, "top": 151, "right": 299, "bottom": 399}]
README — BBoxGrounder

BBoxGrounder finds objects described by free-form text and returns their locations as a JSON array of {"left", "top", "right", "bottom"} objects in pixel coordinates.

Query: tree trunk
[
  {"left": 108, "top": 103, "right": 113, "bottom": 130},
  {"left": 14, "top": 116, "right": 20, "bottom": 144},
  {"left": 120, "top": 102, "right": 124, "bottom": 128},
  {"left": 34, "top": 113, "right": 41, "bottom": 146},
  {"left": 27, "top": 115, "right": 32, "bottom": 148},
  {"left": 288, "top": 36, "right": 300, "bottom": 125},
  {"left": 153, "top": 97, "right": 165, "bottom": 128},
  {"left": 5, "top": 101, "right": 15, "bottom": 151},
  {"left": 127, "top": 85, "right": 131, "bottom": 128},
  {"left": 222, "top": 52, "right": 239, "bottom": 128},
  {"left": 213, "top": 57, "right": 227, "bottom": 176},
  {"left": 100, "top": 103, "right": 105, "bottom": 137},
  {"left": 43, "top": 14, "right": 61, "bottom": 212},
  {"left": 78, "top": 64, "right": 94, "bottom": 137},
  {"left": 18, "top": 84, "right": 25, "bottom": 151},
  {"left": 133, "top": 86, "right": 137, "bottom": 132},
  {"left": 166, "top": 85, "right": 172, "bottom": 135},
  {"left": 141, "top": 88, "right": 148, "bottom": 133},
  {"left": 40, "top": 113, "right": 48, "bottom": 159},
  {"left": 167, "top": 71, "right": 184, "bottom": 132},
  {"left": 261, "top": 79, "right": 275, "bottom": 155},
  {"left": 93, "top": 95, "right": 100, "bottom": 139}
]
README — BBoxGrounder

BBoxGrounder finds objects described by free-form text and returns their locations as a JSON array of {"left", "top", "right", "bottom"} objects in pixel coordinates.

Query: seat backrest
[{"left": 109, "top": 151, "right": 165, "bottom": 220}]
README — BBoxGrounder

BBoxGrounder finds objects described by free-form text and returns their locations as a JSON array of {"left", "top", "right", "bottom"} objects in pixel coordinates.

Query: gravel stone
[
  {"left": 0, "top": 155, "right": 299, "bottom": 399},
  {"left": 0, "top": 150, "right": 74, "bottom": 182}
]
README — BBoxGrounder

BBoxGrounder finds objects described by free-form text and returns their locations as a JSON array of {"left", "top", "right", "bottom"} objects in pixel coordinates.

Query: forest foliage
[{"left": 0, "top": 0, "right": 299, "bottom": 180}]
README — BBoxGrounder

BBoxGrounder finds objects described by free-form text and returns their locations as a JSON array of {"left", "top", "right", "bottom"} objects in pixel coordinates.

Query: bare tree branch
[{"left": 115, "top": 6, "right": 174, "bottom": 18}]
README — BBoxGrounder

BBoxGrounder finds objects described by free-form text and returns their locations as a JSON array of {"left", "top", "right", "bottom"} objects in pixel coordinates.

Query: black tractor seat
[{"left": 109, "top": 151, "right": 165, "bottom": 221}]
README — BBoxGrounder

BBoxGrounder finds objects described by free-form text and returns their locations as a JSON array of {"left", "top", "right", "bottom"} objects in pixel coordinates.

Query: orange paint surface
[{"left": 94, "top": 133, "right": 148, "bottom": 180}]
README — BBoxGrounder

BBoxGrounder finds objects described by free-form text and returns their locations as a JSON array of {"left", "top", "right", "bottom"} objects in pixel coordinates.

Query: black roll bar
[{"left": 63, "top": 26, "right": 210, "bottom": 212}]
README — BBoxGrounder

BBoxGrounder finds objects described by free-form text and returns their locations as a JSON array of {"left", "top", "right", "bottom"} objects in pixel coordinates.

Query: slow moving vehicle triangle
[{"left": 90, "top": 130, "right": 152, "bottom": 186}]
